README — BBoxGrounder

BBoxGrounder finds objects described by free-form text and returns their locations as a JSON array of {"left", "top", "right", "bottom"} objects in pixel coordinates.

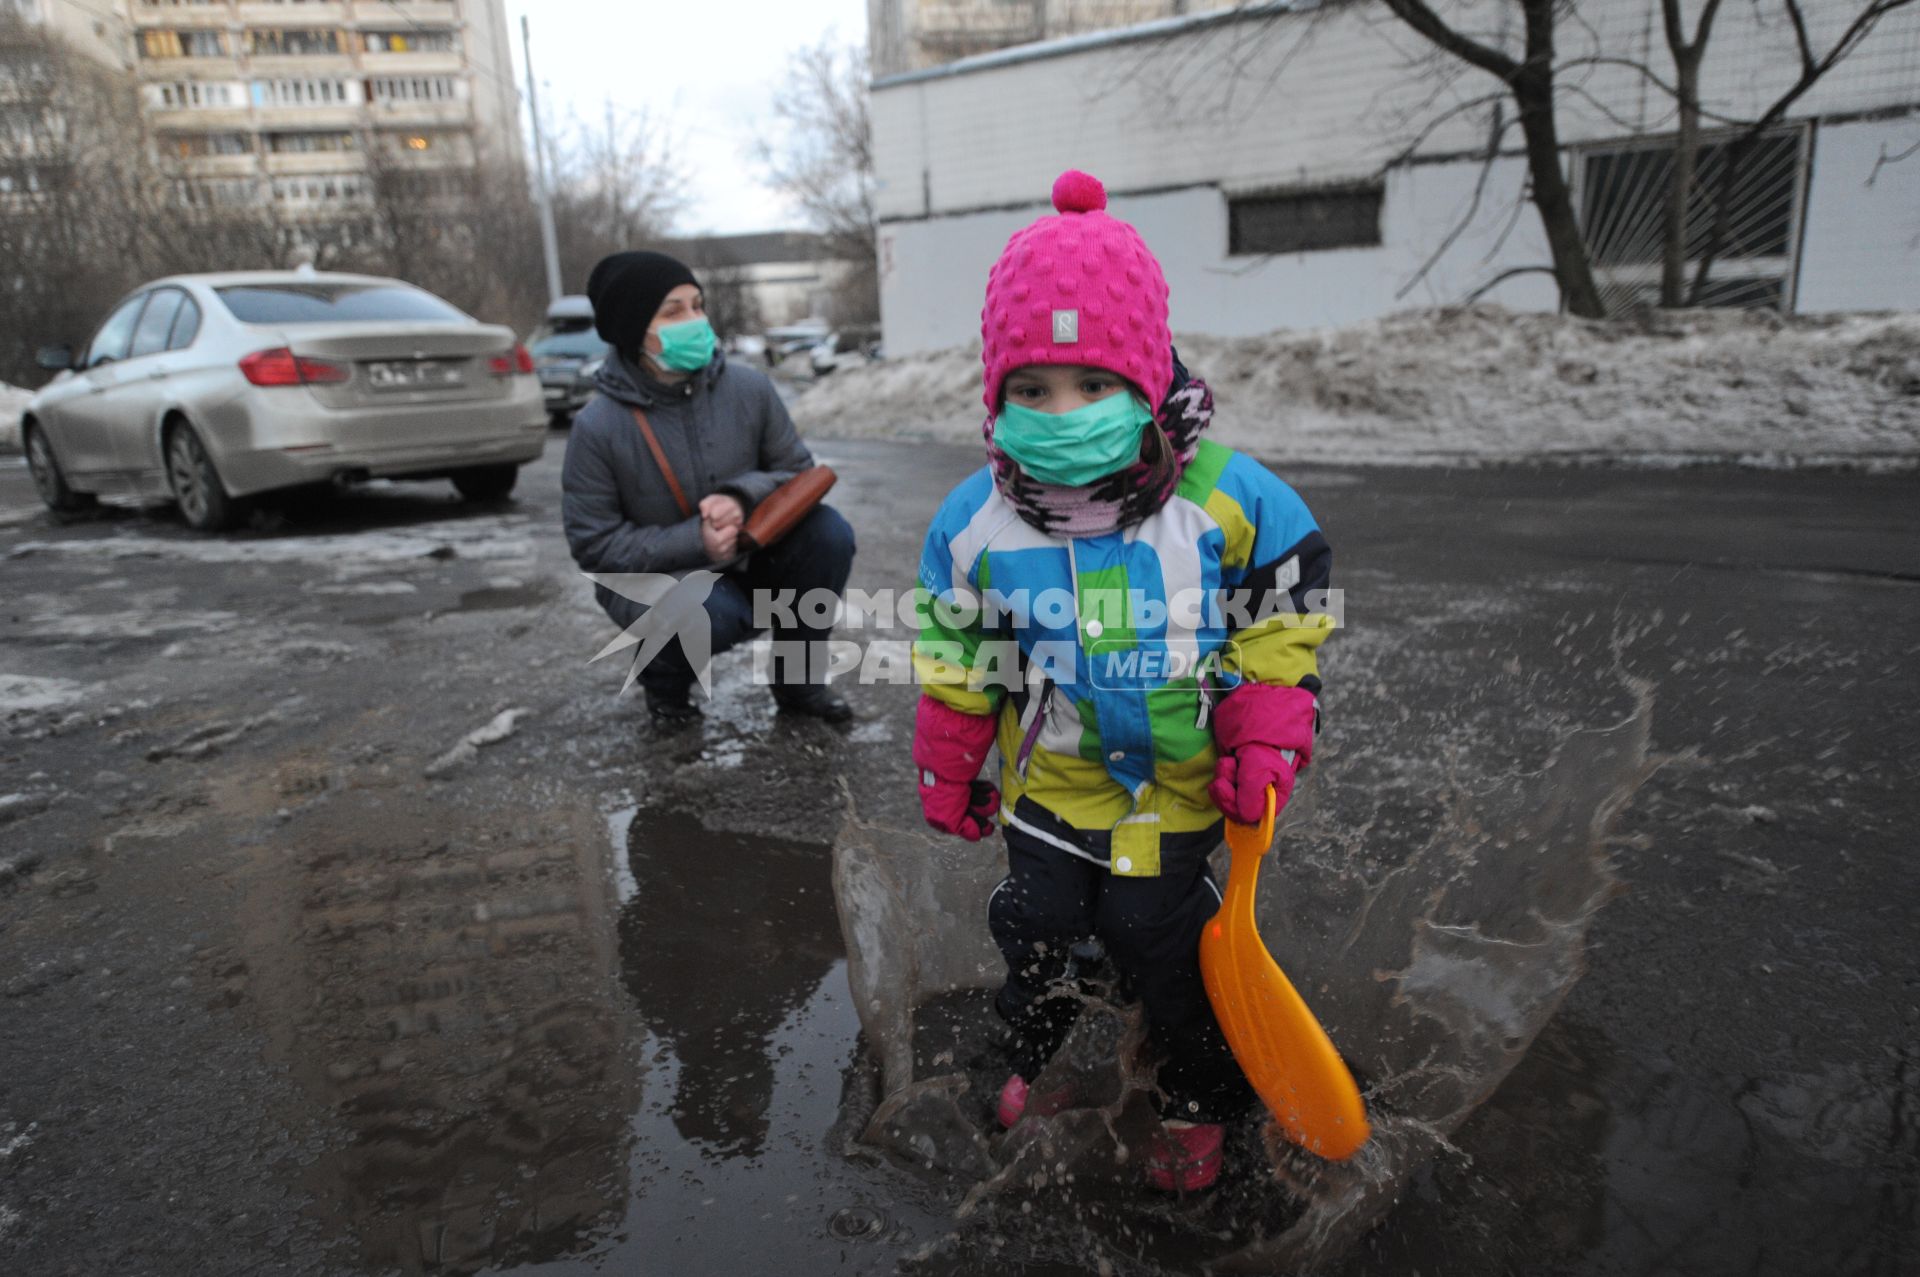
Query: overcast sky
[{"left": 501, "top": 0, "right": 871, "bottom": 237}]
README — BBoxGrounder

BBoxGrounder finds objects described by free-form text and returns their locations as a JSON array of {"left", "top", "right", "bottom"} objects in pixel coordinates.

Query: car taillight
[
  {"left": 490, "top": 343, "right": 535, "bottom": 377},
  {"left": 239, "top": 347, "right": 349, "bottom": 387}
]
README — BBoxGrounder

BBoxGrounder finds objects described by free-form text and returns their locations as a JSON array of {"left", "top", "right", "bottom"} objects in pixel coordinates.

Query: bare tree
[
  {"left": 757, "top": 39, "right": 878, "bottom": 325},
  {"left": 0, "top": 16, "right": 171, "bottom": 382},
  {"left": 1378, "top": 0, "right": 1608, "bottom": 317},
  {"left": 546, "top": 103, "right": 688, "bottom": 294},
  {"left": 687, "top": 249, "right": 763, "bottom": 343},
  {"left": 355, "top": 140, "right": 548, "bottom": 331},
  {"left": 1656, "top": 0, "right": 1724, "bottom": 306},
  {"left": 1683, "top": 0, "right": 1917, "bottom": 303}
]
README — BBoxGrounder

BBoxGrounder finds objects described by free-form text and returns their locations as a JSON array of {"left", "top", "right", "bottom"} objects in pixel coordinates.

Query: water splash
[{"left": 830, "top": 678, "right": 1654, "bottom": 1272}]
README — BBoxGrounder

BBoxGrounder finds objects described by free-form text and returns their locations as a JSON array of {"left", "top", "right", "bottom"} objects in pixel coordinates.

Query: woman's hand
[
  {"left": 699, "top": 493, "right": 745, "bottom": 529},
  {"left": 699, "top": 493, "right": 745, "bottom": 561}
]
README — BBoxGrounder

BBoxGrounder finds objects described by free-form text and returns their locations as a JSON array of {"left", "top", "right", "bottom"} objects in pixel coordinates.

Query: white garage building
[{"left": 871, "top": 0, "right": 1920, "bottom": 354}]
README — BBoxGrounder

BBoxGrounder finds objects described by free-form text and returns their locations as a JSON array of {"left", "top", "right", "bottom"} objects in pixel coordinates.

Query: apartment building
[
  {"left": 12, "top": 0, "right": 521, "bottom": 219},
  {"left": 868, "top": 0, "right": 1235, "bottom": 77}
]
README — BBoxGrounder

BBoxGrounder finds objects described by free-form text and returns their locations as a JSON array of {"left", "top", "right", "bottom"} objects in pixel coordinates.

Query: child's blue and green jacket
[{"left": 912, "top": 439, "right": 1334, "bottom": 877}]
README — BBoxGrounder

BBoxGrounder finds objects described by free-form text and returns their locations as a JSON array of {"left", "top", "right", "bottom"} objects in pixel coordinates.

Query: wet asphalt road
[{"left": 0, "top": 431, "right": 1916, "bottom": 1276}]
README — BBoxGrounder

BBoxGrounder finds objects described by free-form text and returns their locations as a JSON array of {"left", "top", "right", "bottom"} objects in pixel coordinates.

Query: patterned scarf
[{"left": 984, "top": 353, "right": 1214, "bottom": 538}]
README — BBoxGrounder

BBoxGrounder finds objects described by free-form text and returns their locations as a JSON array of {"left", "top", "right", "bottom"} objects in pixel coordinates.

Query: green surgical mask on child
[
  {"left": 993, "top": 393, "right": 1155, "bottom": 487},
  {"left": 653, "top": 316, "right": 716, "bottom": 372}
]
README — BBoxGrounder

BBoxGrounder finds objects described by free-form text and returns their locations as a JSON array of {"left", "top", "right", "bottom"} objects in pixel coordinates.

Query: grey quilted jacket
[{"left": 560, "top": 350, "right": 814, "bottom": 579}]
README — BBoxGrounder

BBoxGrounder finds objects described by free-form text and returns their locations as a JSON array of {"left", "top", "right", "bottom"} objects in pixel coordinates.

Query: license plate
[{"left": 364, "top": 359, "right": 465, "bottom": 390}]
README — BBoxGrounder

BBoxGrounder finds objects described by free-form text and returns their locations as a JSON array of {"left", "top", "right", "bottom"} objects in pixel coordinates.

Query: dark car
[{"left": 528, "top": 295, "right": 610, "bottom": 426}]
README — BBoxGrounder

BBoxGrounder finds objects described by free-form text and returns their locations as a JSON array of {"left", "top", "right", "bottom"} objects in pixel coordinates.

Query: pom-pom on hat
[{"left": 980, "top": 170, "right": 1173, "bottom": 413}]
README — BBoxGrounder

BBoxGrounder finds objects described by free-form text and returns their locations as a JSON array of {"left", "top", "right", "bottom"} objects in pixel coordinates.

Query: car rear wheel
[
  {"left": 453, "top": 464, "right": 518, "bottom": 503},
  {"left": 24, "top": 424, "right": 98, "bottom": 515},
  {"left": 165, "top": 423, "right": 239, "bottom": 532}
]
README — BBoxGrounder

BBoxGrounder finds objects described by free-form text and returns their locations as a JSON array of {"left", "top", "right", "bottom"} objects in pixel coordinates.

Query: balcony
[
  {"left": 236, "top": 1, "right": 348, "bottom": 26},
  {"left": 249, "top": 103, "right": 361, "bottom": 130},
  {"left": 148, "top": 105, "right": 254, "bottom": 131},
  {"left": 241, "top": 52, "right": 358, "bottom": 77},
  {"left": 362, "top": 97, "right": 470, "bottom": 127},
  {"left": 163, "top": 153, "right": 264, "bottom": 179},
  {"left": 134, "top": 54, "right": 239, "bottom": 76},
  {"left": 357, "top": 50, "right": 462, "bottom": 75},
  {"left": 129, "top": 7, "right": 233, "bottom": 31},
  {"left": 349, "top": 1, "right": 457, "bottom": 26},
  {"left": 265, "top": 149, "right": 364, "bottom": 176}
]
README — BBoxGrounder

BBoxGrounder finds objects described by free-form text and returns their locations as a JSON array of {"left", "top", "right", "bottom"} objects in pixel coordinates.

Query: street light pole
[{"left": 521, "top": 14, "right": 564, "bottom": 303}]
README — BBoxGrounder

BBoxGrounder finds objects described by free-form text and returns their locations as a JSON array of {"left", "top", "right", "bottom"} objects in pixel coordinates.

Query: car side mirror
[{"left": 35, "top": 344, "right": 74, "bottom": 372}]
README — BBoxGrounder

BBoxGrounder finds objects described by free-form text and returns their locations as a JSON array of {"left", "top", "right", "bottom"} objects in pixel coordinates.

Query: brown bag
[{"left": 739, "top": 465, "right": 837, "bottom": 552}]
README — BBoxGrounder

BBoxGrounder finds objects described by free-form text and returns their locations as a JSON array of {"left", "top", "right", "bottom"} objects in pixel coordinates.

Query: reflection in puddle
[{"left": 615, "top": 808, "right": 843, "bottom": 1159}]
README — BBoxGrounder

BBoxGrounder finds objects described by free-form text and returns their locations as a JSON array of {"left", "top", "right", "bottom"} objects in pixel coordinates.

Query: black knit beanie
[{"left": 586, "top": 251, "right": 701, "bottom": 352}]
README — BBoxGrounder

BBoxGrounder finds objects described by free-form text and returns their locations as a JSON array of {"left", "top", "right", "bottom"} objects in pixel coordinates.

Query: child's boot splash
[{"left": 1143, "top": 1120, "right": 1225, "bottom": 1192}]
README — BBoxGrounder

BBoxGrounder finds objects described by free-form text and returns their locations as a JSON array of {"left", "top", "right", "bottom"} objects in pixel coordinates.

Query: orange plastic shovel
[{"left": 1200, "top": 784, "right": 1370, "bottom": 1160}]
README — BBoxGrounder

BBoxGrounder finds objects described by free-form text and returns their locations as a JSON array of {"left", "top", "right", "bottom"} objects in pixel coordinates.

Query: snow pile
[
  {"left": 793, "top": 307, "right": 1920, "bottom": 467},
  {"left": 0, "top": 384, "right": 28, "bottom": 453}
]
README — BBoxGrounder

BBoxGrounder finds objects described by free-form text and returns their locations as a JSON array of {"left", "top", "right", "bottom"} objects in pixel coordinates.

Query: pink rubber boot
[
  {"left": 1143, "top": 1120, "right": 1225, "bottom": 1192},
  {"left": 995, "top": 1075, "right": 1073, "bottom": 1128}
]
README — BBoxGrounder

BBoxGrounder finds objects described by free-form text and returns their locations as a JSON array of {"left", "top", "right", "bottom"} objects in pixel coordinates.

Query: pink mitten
[
  {"left": 1207, "top": 682, "right": 1317, "bottom": 824},
  {"left": 913, "top": 695, "right": 1001, "bottom": 840}
]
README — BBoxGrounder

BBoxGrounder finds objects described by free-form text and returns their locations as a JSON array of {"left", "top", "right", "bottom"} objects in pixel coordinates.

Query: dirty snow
[
  {"left": 425, "top": 707, "right": 529, "bottom": 778},
  {"left": 0, "top": 383, "right": 28, "bottom": 453},
  {"left": 7, "top": 514, "right": 537, "bottom": 566},
  {"left": 793, "top": 307, "right": 1920, "bottom": 467},
  {"left": 0, "top": 675, "right": 89, "bottom": 715}
]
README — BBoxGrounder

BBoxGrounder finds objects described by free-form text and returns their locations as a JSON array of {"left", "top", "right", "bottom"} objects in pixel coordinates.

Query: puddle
[
  {"left": 225, "top": 795, "right": 968, "bottom": 1275},
  {"left": 830, "top": 678, "right": 1656, "bottom": 1272}
]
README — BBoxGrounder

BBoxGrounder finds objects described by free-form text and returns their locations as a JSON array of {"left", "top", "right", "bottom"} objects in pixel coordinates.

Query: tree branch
[
  {"left": 1865, "top": 134, "right": 1920, "bottom": 187},
  {"left": 1379, "top": 0, "right": 1520, "bottom": 83},
  {"left": 1553, "top": 56, "right": 1753, "bottom": 126},
  {"left": 1461, "top": 265, "right": 1560, "bottom": 305},
  {"left": 1396, "top": 104, "right": 1515, "bottom": 300}
]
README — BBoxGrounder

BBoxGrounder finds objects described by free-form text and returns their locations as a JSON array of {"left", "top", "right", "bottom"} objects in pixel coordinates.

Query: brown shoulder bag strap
[{"left": 629, "top": 407, "right": 693, "bottom": 519}]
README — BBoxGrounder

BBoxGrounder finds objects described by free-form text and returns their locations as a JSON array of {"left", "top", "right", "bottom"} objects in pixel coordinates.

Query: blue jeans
[{"left": 594, "top": 504, "right": 857, "bottom": 700}]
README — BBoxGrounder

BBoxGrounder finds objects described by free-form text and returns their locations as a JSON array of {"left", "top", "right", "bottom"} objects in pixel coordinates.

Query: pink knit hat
[{"left": 980, "top": 170, "right": 1173, "bottom": 413}]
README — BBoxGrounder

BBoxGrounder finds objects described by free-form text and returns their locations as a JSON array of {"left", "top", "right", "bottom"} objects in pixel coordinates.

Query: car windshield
[
  {"left": 530, "top": 330, "right": 608, "bottom": 359},
  {"left": 215, "top": 283, "right": 467, "bottom": 325}
]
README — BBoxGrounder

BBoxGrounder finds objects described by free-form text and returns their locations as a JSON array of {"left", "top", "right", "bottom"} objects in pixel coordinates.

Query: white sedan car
[{"left": 21, "top": 270, "right": 548, "bottom": 530}]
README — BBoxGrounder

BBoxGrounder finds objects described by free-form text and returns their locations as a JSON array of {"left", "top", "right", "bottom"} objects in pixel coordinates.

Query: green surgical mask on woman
[
  {"left": 993, "top": 392, "right": 1155, "bottom": 487},
  {"left": 653, "top": 316, "right": 716, "bottom": 372}
]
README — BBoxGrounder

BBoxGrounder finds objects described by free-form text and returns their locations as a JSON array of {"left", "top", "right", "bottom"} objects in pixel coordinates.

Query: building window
[
  {"left": 386, "top": 130, "right": 445, "bottom": 153},
  {"left": 362, "top": 30, "right": 459, "bottom": 54},
  {"left": 367, "top": 76, "right": 459, "bottom": 104},
  {"left": 0, "top": 164, "right": 45, "bottom": 196},
  {"left": 251, "top": 78, "right": 352, "bottom": 107},
  {"left": 1577, "top": 129, "right": 1804, "bottom": 310},
  {"left": 266, "top": 130, "right": 355, "bottom": 153},
  {"left": 161, "top": 131, "right": 253, "bottom": 158},
  {"left": 140, "top": 30, "right": 228, "bottom": 59},
  {"left": 271, "top": 174, "right": 369, "bottom": 205},
  {"left": 249, "top": 29, "right": 344, "bottom": 56},
  {"left": 175, "top": 177, "right": 261, "bottom": 209},
  {"left": 1228, "top": 185, "right": 1384, "bottom": 255},
  {"left": 155, "top": 81, "right": 241, "bottom": 109}
]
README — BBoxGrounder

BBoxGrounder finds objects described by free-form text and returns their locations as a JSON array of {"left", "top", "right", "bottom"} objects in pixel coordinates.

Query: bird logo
[{"left": 585, "top": 570, "right": 722, "bottom": 697}]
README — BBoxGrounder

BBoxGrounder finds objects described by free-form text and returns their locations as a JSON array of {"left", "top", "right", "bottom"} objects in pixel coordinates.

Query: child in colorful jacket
[{"left": 910, "top": 171, "right": 1335, "bottom": 1192}]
